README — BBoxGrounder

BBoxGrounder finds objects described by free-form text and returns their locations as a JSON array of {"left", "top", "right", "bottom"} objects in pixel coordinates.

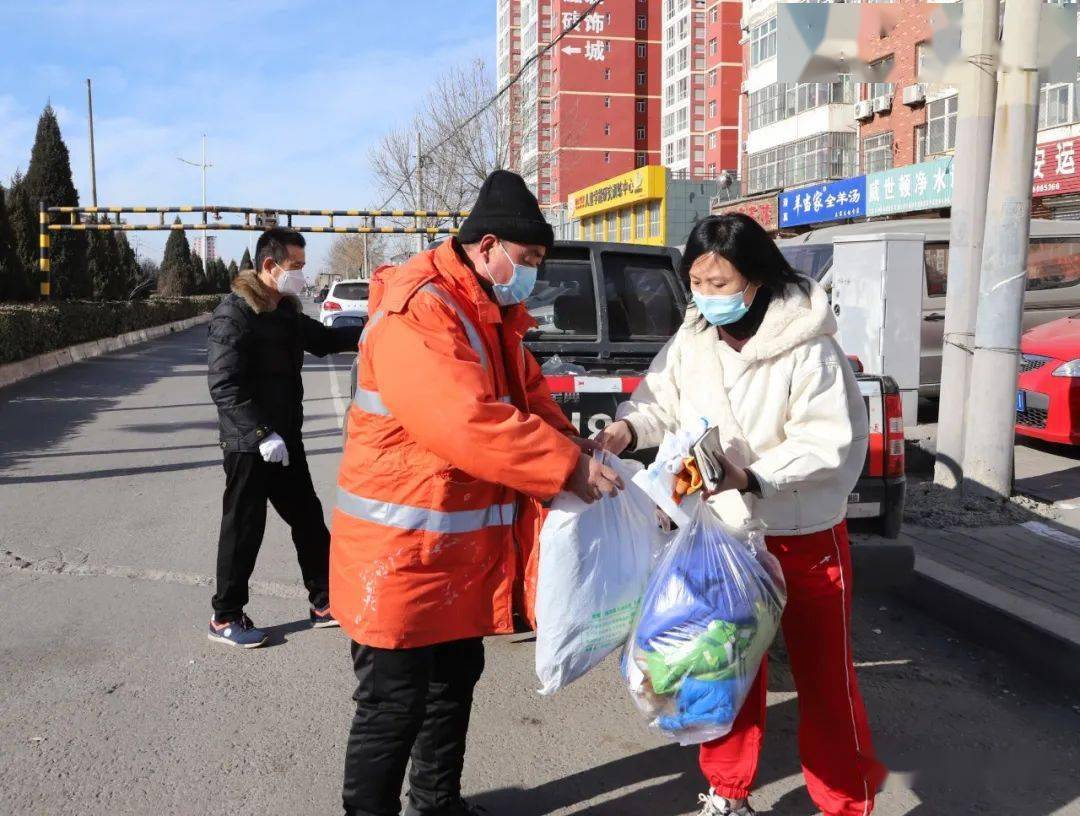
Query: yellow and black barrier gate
[{"left": 38, "top": 203, "right": 469, "bottom": 299}]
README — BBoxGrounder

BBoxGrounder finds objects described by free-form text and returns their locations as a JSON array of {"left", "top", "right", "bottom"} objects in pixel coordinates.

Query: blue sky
[{"left": 0, "top": 1, "right": 493, "bottom": 273}]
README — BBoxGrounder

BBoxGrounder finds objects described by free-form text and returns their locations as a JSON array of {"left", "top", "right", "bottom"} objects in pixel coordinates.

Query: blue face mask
[
  {"left": 487, "top": 243, "right": 538, "bottom": 306},
  {"left": 693, "top": 287, "right": 753, "bottom": 326}
]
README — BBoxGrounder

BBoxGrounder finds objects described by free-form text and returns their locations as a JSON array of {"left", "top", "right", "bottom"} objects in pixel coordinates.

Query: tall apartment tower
[
  {"left": 498, "top": 0, "right": 663, "bottom": 209},
  {"left": 660, "top": 0, "right": 741, "bottom": 180}
]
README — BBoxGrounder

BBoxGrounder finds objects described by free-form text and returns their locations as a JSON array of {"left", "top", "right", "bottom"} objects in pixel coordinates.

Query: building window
[
  {"left": 604, "top": 96, "right": 611, "bottom": 108},
  {"left": 708, "top": 163, "right": 717, "bottom": 177},
  {"left": 749, "top": 18, "right": 777, "bottom": 67},
  {"left": 748, "top": 78, "right": 853, "bottom": 132},
  {"left": 708, "top": 100, "right": 717, "bottom": 118},
  {"left": 604, "top": 67, "right": 612, "bottom": 80},
  {"left": 636, "top": 152, "right": 647, "bottom": 168},
  {"left": 622, "top": 209, "right": 632, "bottom": 240},
  {"left": 637, "top": 13, "right": 647, "bottom": 30},
  {"left": 665, "top": 142, "right": 675, "bottom": 164},
  {"left": 1040, "top": 82, "right": 1078, "bottom": 130},
  {"left": 708, "top": 38, "right": 718, "bottom": 56},
  {"left": 637, "top": 126, "right": 646, "bottom": 140},
  {"left": 604, "top": 151, "right": 611, "bottom": 163},
  {"left": 637, "top": 43, "right": 647, "bottom": 59},
  {"left": 709, "top": 69, "right": 718, "bottom": 88},
  {"left": 649, "top": 201, "right": 661, "bottom": 238},
  {"left": 916, "top": 42, "right": 929, "bottom": 81},
  {"left": 927, "top": 95, "right": 958, "bottom": 155},
  {"left": 635, "top": 204, "right": 646, "bottom": 239},
  {"left": 637, "top": 99, "right": 647, "bottom": 113},
  {"left": 637, "top": 71, "right": 647, "bottom": 86},
  {"left": 862, "top": 132, "right": 894, "bottom": 173},
  {"left": 708, "top": 132, "right": 717, "bottom": 149},
  {"left": 710, "top": 8, "right": 719, "bottom": 23},
  {"left": 607, "top": 212, "right": 617, "bottom": 242},
  {"left": 866, "top": 55, "right": 895, "bottom": 100},
  {"left": 604, "top": 123, "right": 611, "bottom": 136},
  {"left": 746, "top": 132, "right": 856, "bottom": 195},
  {"left": 915, "top": 124, "right": 927, "bottom": 163}
]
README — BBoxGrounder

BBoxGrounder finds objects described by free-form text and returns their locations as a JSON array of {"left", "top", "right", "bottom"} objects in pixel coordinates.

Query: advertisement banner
[
  {"left": 715, "top": 193, "right": 780, "bottom": 232},
  {"left": 779, "top": 177, "right": 866, "bottom": 228},
  {"left": 865, "top": 158, "right": 954, "bottom": 216},
  {"left": 1033, "top": 137, "right": 1080, "bottom": 198}
]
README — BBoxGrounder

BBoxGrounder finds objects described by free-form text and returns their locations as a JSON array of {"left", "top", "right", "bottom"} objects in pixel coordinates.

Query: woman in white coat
[{"left": 598, "top": 214, "right": 887, "bottom": 816}]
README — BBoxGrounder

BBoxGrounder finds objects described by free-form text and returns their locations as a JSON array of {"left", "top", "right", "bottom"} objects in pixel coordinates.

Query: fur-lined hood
[
  {"left": 681, "top": 277, "right": 835, "bottom": 363},
  {"left": 231, "top": 268, "right": 301, "bottom": 314}
]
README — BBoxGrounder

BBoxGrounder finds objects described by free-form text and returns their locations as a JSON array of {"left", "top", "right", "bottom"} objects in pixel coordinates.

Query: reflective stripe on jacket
[{"left": 330, "top": 239, "right": 580, "bottom": 649}]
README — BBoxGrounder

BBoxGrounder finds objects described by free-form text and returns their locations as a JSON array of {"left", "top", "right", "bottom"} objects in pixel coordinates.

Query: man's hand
[
  {"left": 565, "top": 452, "right": 624, "bottom": 504},
  {"left": 593, "top": 420, "right": 633, "bottom": 456},
  {"left": 258, "top": 433, "right": 290, "bottom": 467}
]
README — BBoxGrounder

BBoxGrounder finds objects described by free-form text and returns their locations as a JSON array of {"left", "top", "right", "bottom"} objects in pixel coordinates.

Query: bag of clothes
[
  {"left": 623, "top": 499, "right": 786, "bottom": 745},
  {"left": 535, "top": 453, "right": 666, "bottom": 695}
]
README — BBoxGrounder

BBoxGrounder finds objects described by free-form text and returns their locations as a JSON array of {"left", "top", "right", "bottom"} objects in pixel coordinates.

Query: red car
[{"left": 1017, "top": 314, "right": 1080, "bottom": 445}]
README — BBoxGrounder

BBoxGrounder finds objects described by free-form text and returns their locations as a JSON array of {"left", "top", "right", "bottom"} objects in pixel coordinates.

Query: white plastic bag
[
  {"left": 623, "top": 499, "right": 786, "bottom": 745},
  {"left": 535, "top": 454, "right": 665, "bottom": 695},
  {"left": 630, "top": 419, "right": 708, "bottom": 528}
]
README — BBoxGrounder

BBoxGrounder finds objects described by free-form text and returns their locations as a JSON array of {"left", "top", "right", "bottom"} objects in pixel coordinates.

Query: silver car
[{"left": 777, "top": 218, "right": 1080, "bottom": 397}]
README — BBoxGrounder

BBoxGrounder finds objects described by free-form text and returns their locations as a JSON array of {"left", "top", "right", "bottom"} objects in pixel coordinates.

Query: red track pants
[{"left": 698, "top": 522, "right": 888, "bottom": 816}]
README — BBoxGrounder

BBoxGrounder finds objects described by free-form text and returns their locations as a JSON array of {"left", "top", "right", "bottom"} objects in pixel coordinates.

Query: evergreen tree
[
  {"left": 158, "top": 218, "right": 194, "bottom": 296},
  {"left": 239, "top": 247, "right": 253, "bottom": 271},
  {"left": 115, "top": 232, "right": 140, "bottom": 297},
  {"left": 19, "top": 105, "right": 90, "bottom": 299},
  {"left": 190, "top": 247, "right": 207, "bottom": 294},
  {"left": 0, "top": 184, "right": 28, "bottom": 301},
  {"left": 87, "top": 218, "right": 126, "bottom": 300},
  {"left": 6, "top": 173, "right": 38, "bottom": 300},
  {"left": 213, "top": 258, "right": 230, "bottom": 292},
  {"left": 227, "top": 259, "right": 239, "bottom": 282}
]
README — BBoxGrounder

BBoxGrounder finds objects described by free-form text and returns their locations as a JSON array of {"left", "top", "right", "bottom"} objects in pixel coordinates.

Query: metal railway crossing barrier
[{"left": 37, "top": 203, "right": 470, "bottom": 299}]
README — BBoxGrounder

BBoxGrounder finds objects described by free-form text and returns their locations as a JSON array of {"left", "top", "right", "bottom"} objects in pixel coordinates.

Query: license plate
[
  {"left": 1016, "top": 390, "right": 1027, "bottom": 412},
  {"left": 848, "top": 492, "right": 861, "bottom": 503}
]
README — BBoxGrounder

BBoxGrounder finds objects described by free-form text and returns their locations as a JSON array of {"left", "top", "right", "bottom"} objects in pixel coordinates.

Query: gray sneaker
[{"left": 697, "top": 788, "right": 756, "bottom": 816}]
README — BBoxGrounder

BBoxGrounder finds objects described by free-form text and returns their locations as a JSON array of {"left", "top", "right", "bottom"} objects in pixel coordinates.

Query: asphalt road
[{"left": 1, "top": 317, "right": 1078, "bottom": 816}]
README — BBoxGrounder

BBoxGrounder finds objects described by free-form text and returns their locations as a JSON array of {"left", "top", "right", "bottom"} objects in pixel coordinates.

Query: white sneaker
[{"left": 697, "top": 788, "right": 756, "bottom": 816}]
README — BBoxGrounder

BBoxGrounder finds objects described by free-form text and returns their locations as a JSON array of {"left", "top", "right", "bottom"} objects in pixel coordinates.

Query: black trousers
[
  {"left": 343, "top": 638, "right": 486, "bottom": 816},
  {"left": 211, "top": 448, "right": 330, "bottom": 621}
]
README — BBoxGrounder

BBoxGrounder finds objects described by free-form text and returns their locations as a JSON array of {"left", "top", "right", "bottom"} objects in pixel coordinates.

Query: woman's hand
[
  {"left": 593, "top": 420, "right": 633, "bottom": 456},
  {"left": 700, "top": 450, "right": 751, "bottom": 496}
]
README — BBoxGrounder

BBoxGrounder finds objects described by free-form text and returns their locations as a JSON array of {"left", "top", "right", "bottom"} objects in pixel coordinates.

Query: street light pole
[
  {"left": 86, "top": 79, "right": 98, "bottom": 207},
  {"left": 179, "top": 134, "right": 213, "bottom": 258},
  {"left": 933, "top": 0, "right": 1000, "bottom": 488},
  {"left": 961, "top": 0, "right": 1042, "bottom": 499}
]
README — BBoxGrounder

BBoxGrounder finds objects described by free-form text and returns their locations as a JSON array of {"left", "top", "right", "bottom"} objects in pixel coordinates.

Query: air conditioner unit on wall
[
  {"left": 903, "top": 84, "right": 926, "bottom": 107},
  {"left": 874, "top": 94, "right": 894, "bottom": 114},
  {"left": 855, "top": 100, "right": 874, "bottom": 121},
  {"left": 740, "top": 80, "right": 749, "bottom": 94}
]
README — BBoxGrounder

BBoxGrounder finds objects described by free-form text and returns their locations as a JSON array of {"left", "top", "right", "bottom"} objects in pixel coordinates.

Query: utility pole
[
  {"left": 178, "top": 134, "right": 212, "bottom": 258},
  {"left": 86, "top": 79, "right": 98, "bottom": 207},
  {"left": 961, "top": 0, "right": 1042, "bottom": 500},
  {"left": 933, "top": 0, "right": 1000, "bottom": 488},
  {"left": 415, "top": 131, "right": 426, "bottom": 253}
]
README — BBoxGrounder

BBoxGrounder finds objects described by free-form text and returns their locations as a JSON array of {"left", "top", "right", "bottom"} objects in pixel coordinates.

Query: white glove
[{"left": 258, "top": 433, "right": 290, "bottom": 467}]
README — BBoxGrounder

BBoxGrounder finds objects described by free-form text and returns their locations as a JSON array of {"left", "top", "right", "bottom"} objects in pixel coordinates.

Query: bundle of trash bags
[
  {"left": 623, "top": 500, "right": 786, "bottom": 745},
  {"left": 535, "top": 453, "right": 665, "bottom": 695}
]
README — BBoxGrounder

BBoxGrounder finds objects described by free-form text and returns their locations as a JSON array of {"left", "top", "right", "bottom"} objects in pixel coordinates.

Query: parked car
[
  {"left": 319, "top": 279, "right": 369, "bottom": 327},
  {"left": 1017, "top": 313, "right": 1080, "bottom": 445},
  {"left": 777, "top": 218, "right": 1080, "bottom": 397}
]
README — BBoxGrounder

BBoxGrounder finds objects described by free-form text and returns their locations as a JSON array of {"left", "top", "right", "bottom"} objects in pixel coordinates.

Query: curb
[
  {"left": 0, "top": 312, "right": 212, "bottom": 390},
  {"left": 896, "top": 549, "right": 1080, "bottom": 690}
]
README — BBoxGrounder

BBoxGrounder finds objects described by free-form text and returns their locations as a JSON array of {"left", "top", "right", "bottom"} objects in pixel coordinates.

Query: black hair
[
  {"left": 255, "top": 228, "right": 306, "bottom": 272},
  {"left": 680, "top": 213, "right": 806, "bottom": 297}
]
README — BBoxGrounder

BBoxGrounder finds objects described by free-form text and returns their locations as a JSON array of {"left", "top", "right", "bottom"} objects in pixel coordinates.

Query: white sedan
[{"left": 319, "top": 279, "right": 369, "bottom": 327}]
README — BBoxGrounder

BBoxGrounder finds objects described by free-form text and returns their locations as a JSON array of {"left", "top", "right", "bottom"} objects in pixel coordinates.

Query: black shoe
[{"left": 404, "top": 797, "right": 489, "bottom": 816}]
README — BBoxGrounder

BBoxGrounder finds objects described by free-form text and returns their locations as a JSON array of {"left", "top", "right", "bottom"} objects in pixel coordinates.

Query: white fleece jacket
[{"left": 616, "top": 278, "right": 868, "bottom": 536}]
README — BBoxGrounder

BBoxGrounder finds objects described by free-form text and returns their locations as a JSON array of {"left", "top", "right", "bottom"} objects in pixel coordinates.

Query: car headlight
[{"left": 1052, "top": 359, "right": 1080, "bottom": 377}]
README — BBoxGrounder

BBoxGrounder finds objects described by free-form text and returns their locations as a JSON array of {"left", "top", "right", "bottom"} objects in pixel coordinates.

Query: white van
[{"left": 777, "top": 218, "right": 1080, "bottom": 397}]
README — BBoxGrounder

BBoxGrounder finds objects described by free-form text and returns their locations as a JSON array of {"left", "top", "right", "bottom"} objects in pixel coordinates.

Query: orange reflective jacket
[{"left": 330, "top": 240, "right": 580, "bottom": 649}]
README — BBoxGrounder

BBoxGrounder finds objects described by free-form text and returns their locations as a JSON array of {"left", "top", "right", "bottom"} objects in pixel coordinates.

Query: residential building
[
  {"left": 193, "top": 235, "right": 217, "bottom": 264},
  {"left": 660, "top": 0, "right": 741, "bottom": 180},
  {"left": 499, "top": 0, "right": 663, "bottom": 210}
]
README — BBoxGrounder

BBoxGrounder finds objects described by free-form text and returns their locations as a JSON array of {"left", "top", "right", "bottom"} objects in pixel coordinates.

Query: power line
[{"left": 377, "top": 0, "right": 606, "bottom": 210}]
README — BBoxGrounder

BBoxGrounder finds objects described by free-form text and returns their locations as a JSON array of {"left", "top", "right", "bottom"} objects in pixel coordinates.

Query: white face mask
[{"left": 275, "top": 264, "right": 306, "bottom": 296}]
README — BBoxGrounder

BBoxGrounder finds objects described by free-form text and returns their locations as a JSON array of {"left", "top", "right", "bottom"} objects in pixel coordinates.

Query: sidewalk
[{"left": 891, "top": 434, "right": 1080, "bottom": 689}]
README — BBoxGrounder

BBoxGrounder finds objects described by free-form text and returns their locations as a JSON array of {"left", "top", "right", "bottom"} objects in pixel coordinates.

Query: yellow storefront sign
[{"left": 571, "top": 166, "right": 666, "bottom": 220}]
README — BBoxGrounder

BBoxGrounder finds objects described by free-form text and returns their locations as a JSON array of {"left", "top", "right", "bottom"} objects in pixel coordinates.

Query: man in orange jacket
[{"left": 331, "top": 171, "right": 621, "bottom": 816}]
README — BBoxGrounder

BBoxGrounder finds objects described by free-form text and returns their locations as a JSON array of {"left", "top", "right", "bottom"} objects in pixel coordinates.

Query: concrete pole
[
  {"left": 415, "top": 131, "right": 426, "bottom": 253},
  {"left": 933, "top": 0, "right": 1000, "bottom": 488},
  {"left": 86, "top": 79, "right": 98, "bottom": 207},
  {"left": 961, "top": 0, "right": 1042, "bottom": 500}
]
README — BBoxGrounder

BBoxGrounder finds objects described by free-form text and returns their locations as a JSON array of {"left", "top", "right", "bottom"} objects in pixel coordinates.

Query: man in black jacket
[{"left": 207, "top": 228, "right": 361, "bottom": 648}]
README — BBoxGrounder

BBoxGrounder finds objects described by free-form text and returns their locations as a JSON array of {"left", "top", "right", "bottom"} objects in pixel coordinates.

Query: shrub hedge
[{"left": 0, "top": 296, "right": 223, "bottom": 365}]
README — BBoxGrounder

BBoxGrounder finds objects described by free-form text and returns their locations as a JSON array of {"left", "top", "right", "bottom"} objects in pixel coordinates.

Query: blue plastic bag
[{"left": 623, "top": 498, "right": 786, "bottom": 745}]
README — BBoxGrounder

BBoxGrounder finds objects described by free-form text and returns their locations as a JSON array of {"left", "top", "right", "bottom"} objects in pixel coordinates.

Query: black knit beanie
[{"left": 457, "top": 170, "right": 555, "bottom": 250}]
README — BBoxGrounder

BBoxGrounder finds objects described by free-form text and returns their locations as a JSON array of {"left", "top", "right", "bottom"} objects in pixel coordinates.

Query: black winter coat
[{"left": 207, "top": 272, "right": 361, "bottom": 453}]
